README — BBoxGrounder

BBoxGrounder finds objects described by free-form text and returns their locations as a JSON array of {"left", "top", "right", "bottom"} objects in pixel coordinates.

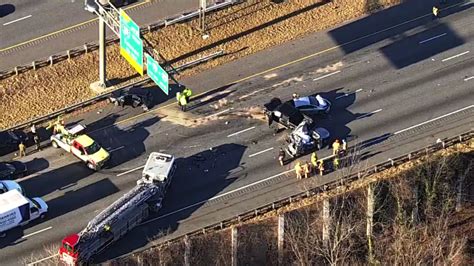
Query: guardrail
[
  {"left": 0, "top": 0, "right": 240, "bottom": 132},
  {"left": 113, "top": 129, "right": 474, "bottom": 262}
]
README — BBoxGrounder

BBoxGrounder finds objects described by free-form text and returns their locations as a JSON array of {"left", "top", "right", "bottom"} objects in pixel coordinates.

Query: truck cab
[
  {"left": 59, "top": 234, "right": 79, "bottom": 265},
  {"left": 0, "top": 180, "right": 25, "bottom": 195}
]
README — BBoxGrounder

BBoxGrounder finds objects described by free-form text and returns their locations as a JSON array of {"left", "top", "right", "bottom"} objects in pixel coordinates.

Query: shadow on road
[
  {"left": 95, "top": 143, "right": 247, "bottom": 262},
  {"left": 329, "top": 0, "right": 472, "bottom": 69},
  {"left": 0, "top": 4, "right": 15, "bottom": 18}
]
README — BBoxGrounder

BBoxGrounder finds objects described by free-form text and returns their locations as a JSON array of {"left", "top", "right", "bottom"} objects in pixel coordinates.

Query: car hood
[{"left": 89, "top": 148, "right": 110, "bottom": 163}]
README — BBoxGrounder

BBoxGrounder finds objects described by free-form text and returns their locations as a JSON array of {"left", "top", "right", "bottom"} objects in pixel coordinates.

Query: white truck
[
  {"left": 0, "top": 189, "right": 48, "bottom": 237},
  {"left": 59, "top": 152, "right": 176, "bottom": 265}
]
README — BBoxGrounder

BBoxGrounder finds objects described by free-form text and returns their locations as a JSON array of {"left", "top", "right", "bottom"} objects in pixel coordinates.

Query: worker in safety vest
[
  {"left": 317, "top": 159, "right": 325, "bottom": 176},
  {"left": 294, "top": 161, "right": 303, "bottom": 179},
  {"left": 333, "top": 156, "right": 340, "bottom": 170},
  {"left": 332, "top": 139, "right": 341, "bottom": 155},
  {"left": 311, "top": 152, "right": 318, "bottom": 173},
  {"left": 176, "top": 92, "right": 182, "bottom": 105},
  {"left": 179, "top": 94, "right": 188, "bottom": 112},
  {"left": 432, "top": 6, "right": 439, "bottom": 19},
  {"left": 302, "top": 161, "right": 311, "bottom": 179},
  {"left": 183, "top": 87, "right": 193, "bottom": 103}
]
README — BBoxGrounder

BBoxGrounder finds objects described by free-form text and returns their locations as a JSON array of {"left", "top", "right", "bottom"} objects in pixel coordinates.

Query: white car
[{"left": 288, "top": 95, "right": 331, "bottom": 115}]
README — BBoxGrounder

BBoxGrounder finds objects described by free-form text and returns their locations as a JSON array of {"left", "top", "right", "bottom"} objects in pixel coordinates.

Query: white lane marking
[
  {"left": 419, "top": 33, "right": 447, "bottom": 44},
  {"left": 143, "top": 153, "right": 335, "bottom": 224},
  {"left": 205, "top": 108, "right": 233, "bottom": 118},
  {"left": 27, "top": 255, "right": 59, "bottom": 266},
  {"left": 313, "top": 70, "right": 341, "bottom": 81},
  {"left": 116, "top": 165, "right": 145, "bottom": 177},
  {"left": 3, "top": 15, "right": 32, "bottom": 26},
  {"left": 239, "top": 88, "right": 266, "bottom": 100},
  {"left": 442, "top": 51, "right": 470, "bottom": 62},
  {"left": 107, "top": 146, "right": 124, "bottom": 152},
  {"left": 356, "top": 109, "right": 383, "bottom": 119},
  {"left": 464, "top": 76, "right": 474, "bottom": 81},
  {"left": 394, "top": 105, "right": 474, "bottom": 135},
  {"left": 27, "top": 254, "right": 59, "bottom": 266},
  {"left": 249, "top": 147, "right": 274, "bottom": 158},
  {"left": 336, "top": 88, "right": 363, "bottom": 100},
  {"left": 227, "top": 126, "right": 256, "bottom": 137},
  {"left": 21, "top": 226, "right": 52, "bottom": 239}
]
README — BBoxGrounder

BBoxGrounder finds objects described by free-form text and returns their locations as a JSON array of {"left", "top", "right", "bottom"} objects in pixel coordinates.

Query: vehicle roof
[
  {"left": 142, "top": 152, "right": 175, "bottom": 182},
  {"left": 74, "top": 135, "right": 95, "bottom": 147},
  {"left": 63, "top": 234, "right": 80, "bottom": 246},
  {"left": 0, "top": 189, "right": 28, "bottom": 214},
  {"left": 291, "top": 96, "right": 311, "bottom": 108}
]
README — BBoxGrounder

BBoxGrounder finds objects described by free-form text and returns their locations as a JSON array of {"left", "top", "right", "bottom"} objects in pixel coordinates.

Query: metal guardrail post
[{"left": 32, "top": 61, "right": 36, "bottom": 70}]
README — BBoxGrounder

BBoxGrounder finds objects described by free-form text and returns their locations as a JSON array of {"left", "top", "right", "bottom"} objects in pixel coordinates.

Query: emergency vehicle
[
  {"left": 59, "top": 152, "right": 176, "bottom": 265},
  {"left": 50, "top": 124, "right": 110, "bottom": 170}
]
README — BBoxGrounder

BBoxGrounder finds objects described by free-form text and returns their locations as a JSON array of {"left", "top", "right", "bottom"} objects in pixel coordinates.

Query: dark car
[
  {"left": 84, "top": 0, "right": 130, "bottom": 13},
  {"left": 264, "top": 97, "right": 313, "bottom": 130},
  {"left": 0, "top": 130, "right": 28, "bottom": 156},
  {"left": 108, "top": 88, "right": 153, "bottom": 111},
  {"left": 0, "top": 161, "right": 27, "bottom": 179}
]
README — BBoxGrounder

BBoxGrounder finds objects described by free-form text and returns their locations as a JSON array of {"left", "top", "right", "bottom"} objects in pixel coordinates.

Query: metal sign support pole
[{"left": 99, "top": 16, "right": 107, "bottom": 87}]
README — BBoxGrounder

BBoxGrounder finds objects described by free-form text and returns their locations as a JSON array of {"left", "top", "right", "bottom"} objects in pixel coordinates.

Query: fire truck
[{"left": 59, "top": 152, "right": 176, "bottom": 265}]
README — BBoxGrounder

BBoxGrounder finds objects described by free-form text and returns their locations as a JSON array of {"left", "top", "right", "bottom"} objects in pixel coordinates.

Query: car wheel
[
  {"left": 0, "top": 232, "right": 6, "bottom": 238},
  {"left": 114, "top": 100, "right": 120, "bottom": 106},
  {"left": 87, "top": 162, "right": 96, "bottom": 170},
  {"left": 52, "top": 141, "right": 59, "bottom": 148},
  {"left": 40, "top": 213, "right": 46, "bottom": 219}
]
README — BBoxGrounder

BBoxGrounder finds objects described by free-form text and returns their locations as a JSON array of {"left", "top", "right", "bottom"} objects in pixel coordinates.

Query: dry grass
[{"left": 0, "top": 0, "right": 402, "bottom": 129}]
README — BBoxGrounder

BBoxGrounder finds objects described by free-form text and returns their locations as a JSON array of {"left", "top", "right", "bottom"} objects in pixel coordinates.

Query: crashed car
[
  {"left": 108, "top": 88, "right": 152, "bottom": 111},
  {"left": 0, "top": 161, "right": 28, "bottom": 179},
  {"left": 0, "top": 130, "right": 28, "bottom": 156},
  {"left": 285, "top": 121, "right": 330, "bottom": 157},
  {"left": 264, "top": 98, "right": 313, "bottom": 130},
  {"left": 289, "top": 95, "right": 331, "bottom": 115}
]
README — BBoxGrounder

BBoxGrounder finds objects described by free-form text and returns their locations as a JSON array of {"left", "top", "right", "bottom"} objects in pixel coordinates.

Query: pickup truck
[{"left": 50, "top": 125, "right": 110, "bottom": 171}]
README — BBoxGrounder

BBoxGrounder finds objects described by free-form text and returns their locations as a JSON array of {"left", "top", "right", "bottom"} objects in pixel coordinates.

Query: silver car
[{"left": 288, "top": 95, "right": 331, "bottom": 115}]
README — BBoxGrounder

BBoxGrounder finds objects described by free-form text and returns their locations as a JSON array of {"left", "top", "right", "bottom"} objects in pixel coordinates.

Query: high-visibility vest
[
  {"left": 311, "top": 153, "right": 318, "bottom": 166},
  {"left": 332, "top": 142, "right": 340, "bottom": 151},
  {"left": 176, "top": 92, "right": 181, "bottom": 102},
  {"left": 184, "top": 88, "right": 193, "bottom": 97},
  {"left": 179, "top": 95, "right": 188, "bottom": 106},
  {"left": 295, "top": 162, "right": 302, "bottom": 172}
]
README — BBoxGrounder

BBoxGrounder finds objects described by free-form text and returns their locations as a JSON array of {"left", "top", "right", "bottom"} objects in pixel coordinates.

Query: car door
[
  {"left": 71, "top": 141, "right": 87, "bottom": 161},
  {"left": 29, "top": 203, "right": 40, "bottom": 220}
]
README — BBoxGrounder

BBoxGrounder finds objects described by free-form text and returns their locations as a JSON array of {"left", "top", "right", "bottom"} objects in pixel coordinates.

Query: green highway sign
[
  {"left": 120, "top": 9, "right": 143, "bottom": 75},
  {"left": 146, "top": 54, "right": 169, "bottom": 95}
]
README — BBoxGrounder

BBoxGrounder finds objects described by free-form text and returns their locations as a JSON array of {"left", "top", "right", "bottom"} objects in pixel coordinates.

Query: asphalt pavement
[
  {"left": 0, "top": 1, "right": 473, "bottom": 264},
  {"left": 0, "top": 0, "right": 203, "bottom": 71}
]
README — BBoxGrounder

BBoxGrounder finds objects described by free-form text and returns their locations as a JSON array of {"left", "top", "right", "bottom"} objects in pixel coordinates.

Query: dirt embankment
[{"left": 0, "top": 0, "right": 401, "bottom": 129}]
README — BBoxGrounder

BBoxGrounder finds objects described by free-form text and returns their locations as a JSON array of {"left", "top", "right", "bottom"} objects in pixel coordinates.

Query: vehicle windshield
[
  {"left": 84, "top": 142, "right": 101, "bottom": 154},
  {"left": 31, "top": 198, "right": 40, "bottom": 209},
  {"left": 63, "top": 243, "right": 75, "bottom": 253}
]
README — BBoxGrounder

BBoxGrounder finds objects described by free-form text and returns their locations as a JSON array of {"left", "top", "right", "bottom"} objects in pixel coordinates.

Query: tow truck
[
  {"left": 59, "top": 152, "right": 176, "bottom": 265},
  {"left": 50, "top": 124, "right": 110, "bottom": 170}
]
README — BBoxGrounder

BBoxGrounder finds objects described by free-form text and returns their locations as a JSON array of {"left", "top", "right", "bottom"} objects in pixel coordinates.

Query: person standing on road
[
  {"left": 179, "top": 93, "right": 188, "bottom": 112},
  {"left": 311, "top": 152, "right": 318, "bottom": 172},
  {"left": 278, "top": 148, "right": 286, "bottom": 166},
  {"left": 31, "top": 124, "right": 37, "bottom": 136},
  {"left": 18, "top": 142, "right": 26, "bottom": 157},
  {"left": 34, "top": 134, "right": 41, "bottom": 151},
  {"left": 303, "top": 161, "right": 311, "bottom": 179},
  {"left": 432, "top": 6, "right": 439, "bottom": 19},
  {"left": 183, "top": 87, "right": 193, "bottom": 103},
  {"left": 332, "top": 139, "right": 341, "bottom": 155},
  {"left": 317, "top": 159, "right": 325, "bottom": 176},
  {"left": 295, "top": 161, "right": 303, "bottom": 179}
]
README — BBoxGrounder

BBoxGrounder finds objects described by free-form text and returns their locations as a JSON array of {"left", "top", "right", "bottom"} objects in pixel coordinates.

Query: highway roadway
[
  {"left": 0, "top": 0, "right": 473, "bottom": 264},
  {"left": 0, "top": 0, "right": 203, "bottom": 71}
]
